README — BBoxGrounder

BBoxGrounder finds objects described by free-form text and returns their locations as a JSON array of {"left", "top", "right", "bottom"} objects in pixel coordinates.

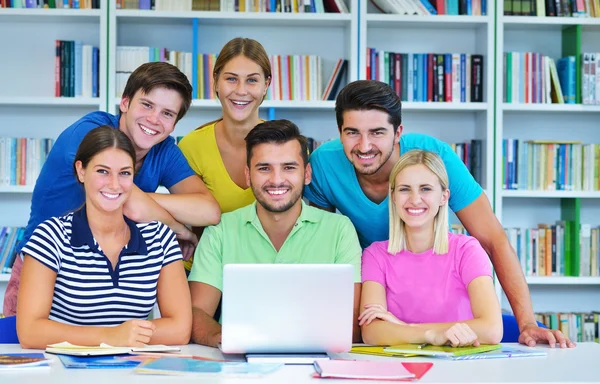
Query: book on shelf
[
  {"left": 450, "top": 139, "right": 484, "bottom": 185},
  {"left": 505, "top": 221, "right": 600, "bottom": 277},
  {"left": 501, "top": 139, "right": 600, "bottom": 191},
  {"left": 134, "top": 357, "right": 283, "bottom": 376},
  {"left": 371, "top": 0, "right": 487, "bottom": 15},
  {"left": 0, "top": 353, "right": 50, "bottom": 370},
  {"left": 0, "top": 0, "right": 100, "bottom": 8},
  {"left": 0, "top": 227, "right": 25, "bottom": 275},
  {"left": 367, "top": 49, "right": 484, "bottom": 103},
  {"left": 0, "top": 137, "right": 54, "bottom": 187},
  {"left": 117, "top": 48, "right": 326, "bottom": 102},
  {"left": 504, "top": 0, "right": 600, "bottom": 17},
  {"left": 45, "top": 342, "right": 181, "bottom": 356},
  {"left": 383, "top": 343, "right": 501, "bottom": 358},
  {"left": 536, "top": 312, "right": 600, "bottom": 343},
  {"left": 55, "top": 40, "right": 100, "bottom": 98},
  {"left": 581, "top": 52, "right": 600, "bottom": 105},
  {"left": 116, "top": 0, "right": 350, "bottom": 13},
  {"left": 322, "top": 58, "right": 348, "bottom": 101}
]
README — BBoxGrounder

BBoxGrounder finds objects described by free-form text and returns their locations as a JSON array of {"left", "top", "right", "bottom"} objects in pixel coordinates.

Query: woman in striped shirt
[{"left": 16, "top": 126, "right": 192, "bottom": 348}]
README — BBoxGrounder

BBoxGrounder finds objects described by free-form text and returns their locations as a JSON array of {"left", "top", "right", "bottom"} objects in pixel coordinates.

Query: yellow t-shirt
[{"left": 178, "top": 120, "right": 256, "bottom": 214}]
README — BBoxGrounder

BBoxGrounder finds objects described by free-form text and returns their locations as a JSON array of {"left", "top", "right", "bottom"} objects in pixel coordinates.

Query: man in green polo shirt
[{"left": 188, "top": 119, "right": 362, "bottom": 348}]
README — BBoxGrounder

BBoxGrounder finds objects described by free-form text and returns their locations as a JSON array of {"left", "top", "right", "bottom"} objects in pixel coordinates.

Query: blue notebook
[
  {"left": 58, "top": 354, "right": 142, "bottom": 369},
  {"left": 135, "top": 357, "right": 282, "bottom": 376}
]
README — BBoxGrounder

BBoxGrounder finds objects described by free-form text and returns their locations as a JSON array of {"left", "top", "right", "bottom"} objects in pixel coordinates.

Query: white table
[{"left": 1, "top": 343, "right": 598, "bottom": 383}]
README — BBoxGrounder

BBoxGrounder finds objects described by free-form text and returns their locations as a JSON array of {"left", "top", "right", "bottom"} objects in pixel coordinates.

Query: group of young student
[{"left": 3, "top": 37, "right": 576, "bottom": 350}]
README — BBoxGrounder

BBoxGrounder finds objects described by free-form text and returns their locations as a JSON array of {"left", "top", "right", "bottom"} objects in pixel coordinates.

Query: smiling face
[
  {"left": 392, "top": 164, "right": 449, "bottom": 231},
  {"left": 245, "top": 140, "right": 311, "bottom": 214},
  {"left": 340, "top": 109, "right": 401, "bottom": 176},
  {"left": 119, "top": 87, "right": 182, "bottom": 161},
  {"left": 75, "top": 147, "right": 135, "bottom": 215},
  {"left": 215, "top": 55, "right": 270, "bottom": 125}
]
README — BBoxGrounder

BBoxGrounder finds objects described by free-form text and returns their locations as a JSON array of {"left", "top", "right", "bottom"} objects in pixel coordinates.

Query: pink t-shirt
[{"left": 361, "top": 233, "right": 492, "bottom": 324}]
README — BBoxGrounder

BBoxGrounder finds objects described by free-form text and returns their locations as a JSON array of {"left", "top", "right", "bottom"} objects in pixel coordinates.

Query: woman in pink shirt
[{"left": 359, "top": 150, "right": 502, "bottom": 347}]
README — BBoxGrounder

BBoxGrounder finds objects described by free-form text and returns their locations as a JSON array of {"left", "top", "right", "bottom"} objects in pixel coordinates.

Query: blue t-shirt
[
  {"left": 18, "top": 111, "right": 195, "bottom": 254},
  {"left": 304, "top": 133, "right": 483, "bottom": 249}
]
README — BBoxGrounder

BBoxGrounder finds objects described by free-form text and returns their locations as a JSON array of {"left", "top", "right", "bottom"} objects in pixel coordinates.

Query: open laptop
[{"left": 221, "top": 263, "right": 354, "bottom": 361}]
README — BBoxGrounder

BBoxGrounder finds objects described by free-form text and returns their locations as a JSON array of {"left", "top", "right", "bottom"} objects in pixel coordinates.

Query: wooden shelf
[
  {"left": 0, "top": 185, "right": 34, "bottom": 194},
  {"left": 503, "top": 103, "right": 600, "bottom": 112},
  {"left": 0, "top": 97, "right": 101, "bottom": 107},
  {"left": 367, "top": 14, "right": 490, "bottom": 28}
]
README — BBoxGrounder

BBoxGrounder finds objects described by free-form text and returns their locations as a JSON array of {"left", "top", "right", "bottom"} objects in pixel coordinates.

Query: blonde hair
[{"left": 388, "top": 150, "right": 449, "bottom": 255}]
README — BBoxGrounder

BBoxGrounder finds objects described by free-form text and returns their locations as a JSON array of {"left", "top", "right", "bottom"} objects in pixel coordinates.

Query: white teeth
[
  {"left": 140, "top": 125, "right": 158, "bottom": 136},
  {"left": 101, "top": 192, "right": 119, "bottom": 199},
  {"left": 232, "top": 100, "right": 250, "bottom": 106},
  {"left": 357, "top": 154, "right": 375, "bottom": 159},
  {"left": 407, "top": 208, "right": 425, "bottom": 214},
  {"left": 267, "top": 189, "right": 287, "bottom": 195}
]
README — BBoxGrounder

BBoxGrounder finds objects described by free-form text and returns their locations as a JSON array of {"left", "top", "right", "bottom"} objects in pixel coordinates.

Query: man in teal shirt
[
  {"left": 304, "top": 80, "right": 574, "bottom": 349},
  {"left": 188, "top": 119, "right": 362, "bottom": 348}
]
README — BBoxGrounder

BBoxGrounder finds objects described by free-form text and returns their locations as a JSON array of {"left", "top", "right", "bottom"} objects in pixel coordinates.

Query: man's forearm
[
  {"left": 150, "top": 193, "right": 220, "bottom": 227},
  {"left": 191, "top": 307, "right": 222, "bottom": 347},
  {"left": 490, "top": 241, "right": 537, "bottom": 329}
]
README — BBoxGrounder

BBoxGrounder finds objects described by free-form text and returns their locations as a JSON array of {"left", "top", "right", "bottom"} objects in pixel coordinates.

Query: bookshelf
[
  {"left": 495, "top": 1, "right": 600, "bottom": 317},
  {"left": 0, "top": 1, "right": 108, "bottom": 308},
  {"left": 107, "top": 0, "right": 359, "bottom": 142}
]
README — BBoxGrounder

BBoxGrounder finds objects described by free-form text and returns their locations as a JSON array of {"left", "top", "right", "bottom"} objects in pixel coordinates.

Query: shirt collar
[
  {"left": 70, "top": 206, "right": 147, "bottom": 255},
  {"left": 243, "top": 200, "right": 321, "bottom": 228}
]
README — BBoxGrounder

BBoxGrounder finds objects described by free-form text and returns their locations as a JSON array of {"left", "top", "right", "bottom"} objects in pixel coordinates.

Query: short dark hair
[
  {"left": 245, "top": 120, "right": 309, "bottom": 167},
  {"left": 121, "top": 62, "right": 193, "bottom": 123},
  {"left": 74, "top": 126, "right": 136, "bottom": 182},
  {"left": 335, "top": 80, "right": 402, "bottom": 132}
]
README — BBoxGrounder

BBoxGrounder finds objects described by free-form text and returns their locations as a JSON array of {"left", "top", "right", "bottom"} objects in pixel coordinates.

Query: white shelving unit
[
  {"left": 0, "top": 1, "right": 107, "bottom": 309},
  {"left": 495, "top": 4, "right": 600, "bottom": 314},
  {"left": 107, "top": 1, "right": 359, "bottom": 141}
]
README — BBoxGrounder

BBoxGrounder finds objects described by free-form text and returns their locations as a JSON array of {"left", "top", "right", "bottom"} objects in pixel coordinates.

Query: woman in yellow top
[{"left": 179, "top": 37, "right": 271, "bottom": 215}]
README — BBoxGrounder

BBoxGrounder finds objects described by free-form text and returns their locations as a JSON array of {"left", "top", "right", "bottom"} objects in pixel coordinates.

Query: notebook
[
  {"left": 312, "top": 361, "right": 434, "bottom": 381},
  {"left": 383, "top": 344, "right": 501, "bottom": 358},
  {"left": 134, "top": 357, "right": 283, "bottom": 377},
  {"left": 313, "top": 360, "right": 416, "bottom": 380},
  {"left": 450, "top": 346, "right": 547, "bottom": 360},
  {"left": 0, "top": 353, "right": 51, "bottom": 370},
  {"left": 46, "top": 342, "right": 180, "bottom": 356},
  {"left": 350, "top": 346, "right": 418, "bottom": 357},
  {"left": 58, "top": 354, "right": 142, "bottom": 369}
]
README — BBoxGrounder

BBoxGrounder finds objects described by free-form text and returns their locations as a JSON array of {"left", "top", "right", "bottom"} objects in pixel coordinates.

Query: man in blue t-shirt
[
  {"left": 3, "top": 62, "right": 220, "bottom": 317},
  {"left": 304, "top": 80, "right": 575, "bottom": 349}
]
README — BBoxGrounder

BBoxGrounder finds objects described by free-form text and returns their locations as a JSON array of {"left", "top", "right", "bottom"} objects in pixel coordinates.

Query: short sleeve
[
  {"left": 177, "top": 134, "right": 202, "bottom": 177},
  {"left": 457, "top": 236, "right": 493, "bottom": 287},
  {"left": 158, "top": 138, "right": 196, "bottom": 189},
  {"left": 155, "top": 223, "right": 183, "bottom": 266},
  {"left": 333, "top": 217, "right": 362, "bottom": 282},
  {"left": 304, "top": 149, "right": 334, "bottom": 209},
  {"left": 20, "top": 219, "right": 64, "bottom": 273},
  {"left": 361, "top": 243, "right": 387, "bottom": 287},
  {"left": 438, "top": 140, "right": 483, "bottom": 212},
  {"left": 188, "top": 223, "right": 224, "bottom": 291}
]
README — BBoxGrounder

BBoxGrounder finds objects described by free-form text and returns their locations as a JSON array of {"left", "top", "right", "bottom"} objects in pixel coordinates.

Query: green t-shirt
[{"left": 188, "top": 201, "right": 362, "bottom": 291}]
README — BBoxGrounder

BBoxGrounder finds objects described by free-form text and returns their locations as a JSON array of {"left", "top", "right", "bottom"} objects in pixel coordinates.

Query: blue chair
[
  {"left": 0, "top": 316, "right": 19, "bottom": 344},
  {"left": 501, "top": 314, "right": 546, "bottom": 343}
]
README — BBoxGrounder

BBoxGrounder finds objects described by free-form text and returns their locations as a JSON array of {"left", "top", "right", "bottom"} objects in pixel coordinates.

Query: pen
[{"left": 417, "top": 343, "right": 429, "bottom": 349}]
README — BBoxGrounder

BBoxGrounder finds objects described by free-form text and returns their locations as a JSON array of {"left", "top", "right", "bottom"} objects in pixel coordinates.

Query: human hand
[
  {"left": 175, "top": 227, "right": 198, "bottom": 261},
  {"left": 105, "top": 319, "right": 156, "bottom": 347},
  {"left": 425, "top": 323, "right": 480, "bottom": 347},
  {"left": 358, "top": 304, "right": 405, "bottom": 326},
  {"left": 518, "top": 323, "right": 576, "bottom": 348}
]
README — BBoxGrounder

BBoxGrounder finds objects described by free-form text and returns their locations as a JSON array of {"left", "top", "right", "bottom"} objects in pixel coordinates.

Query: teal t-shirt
[{"left": 304, "top": 133, "right": 483, "bottom": 249}]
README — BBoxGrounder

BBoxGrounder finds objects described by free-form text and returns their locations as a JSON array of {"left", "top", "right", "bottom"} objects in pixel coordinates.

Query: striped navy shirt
[{"left": 21, "top": 206, "right": 182, "bottom": 326}]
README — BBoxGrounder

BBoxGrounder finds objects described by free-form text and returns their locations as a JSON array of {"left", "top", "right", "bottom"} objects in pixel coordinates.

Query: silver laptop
[{"left": 221, "top": 264, "right": 354, "bottom": 355}]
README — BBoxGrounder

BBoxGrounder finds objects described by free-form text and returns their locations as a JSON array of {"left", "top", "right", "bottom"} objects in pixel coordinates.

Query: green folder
[{"left": 383, "top": 344, "right": 502, "bottom": 358}]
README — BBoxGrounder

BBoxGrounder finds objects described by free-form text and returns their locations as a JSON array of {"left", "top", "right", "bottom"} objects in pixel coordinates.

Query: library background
[{"left": 0, "top": 0, "right": 599, "bottom": 343}]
